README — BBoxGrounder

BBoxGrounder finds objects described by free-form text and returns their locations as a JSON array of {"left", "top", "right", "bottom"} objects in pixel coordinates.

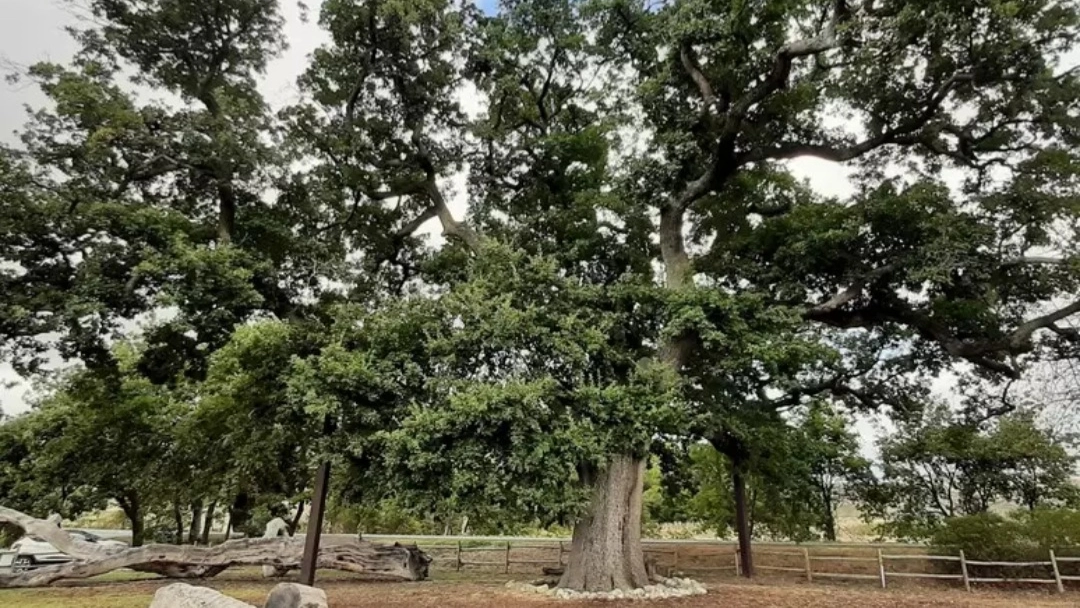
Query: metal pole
[{"left": 299, "top": 460, "right": 331, "bottom": 586}]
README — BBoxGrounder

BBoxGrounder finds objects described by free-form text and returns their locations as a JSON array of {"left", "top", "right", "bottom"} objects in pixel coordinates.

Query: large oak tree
[{"left": 3, "top": 0, "right": 1080, "bottom": 594}]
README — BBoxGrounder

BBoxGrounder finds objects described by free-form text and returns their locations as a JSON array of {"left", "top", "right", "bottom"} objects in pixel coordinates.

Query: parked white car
[{"left": 11, "top": 530, "right": 127, "bottom": 570}]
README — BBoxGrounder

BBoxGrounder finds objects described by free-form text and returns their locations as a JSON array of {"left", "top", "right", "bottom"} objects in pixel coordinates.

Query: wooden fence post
[
  {"left": 959, "top": 550, "right": 971, "bottom": 593},
  {"left": 672, "top": 547, "right": 679, "bottom": 573},
  {"left": 803, "top": 547, "right": 812, "bottom": 582},
  {"left": 505, "top": 541, "right": 511, "bottom": 574},
  {"left": 559, "top": 541, "right": 567, "bottom": 566},
  {"left": 456, "top": 540, "right": 462, "bottom": 572},
  {"left": 734, "top": 546, "right": 741, "bottom": 577},
  {"left": 877, "top": 549, "right": 886, "bottom": 589},
  {"left": 1051, "top": 549, "right": 1065, "bottom": 594}
]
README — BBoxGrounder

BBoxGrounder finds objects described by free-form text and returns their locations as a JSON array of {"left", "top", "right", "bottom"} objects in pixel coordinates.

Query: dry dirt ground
[{"left": 2, "top": 572, "right": 1078, "bottom": 608}]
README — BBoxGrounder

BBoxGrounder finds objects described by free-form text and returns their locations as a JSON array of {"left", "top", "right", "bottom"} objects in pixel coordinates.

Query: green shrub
[
  {"left": 930, "top": 512, "right": 1031, "bottom": 561},
  {"left": 929, "top": 509, "right": 1080, "bottom": 580},
  {"left": 1016, "top": 508, "right": 1080, "bottom": 550},
  {"left": 328, "top": 500, "right": 437, "bottom": 536}
]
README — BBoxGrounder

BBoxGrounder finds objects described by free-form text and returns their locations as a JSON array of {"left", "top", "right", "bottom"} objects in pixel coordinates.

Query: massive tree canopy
[{"left": 2, "top": 0, "right": 1080, "bottom": 594}]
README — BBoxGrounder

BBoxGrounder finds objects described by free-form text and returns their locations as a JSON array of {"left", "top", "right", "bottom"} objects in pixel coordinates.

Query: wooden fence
[
  {"left": 739, "top": 546, "right": 1080, "bottom": 594},
  {"left": 356, "top": 535, "right": 1080, "bottom": 593}
]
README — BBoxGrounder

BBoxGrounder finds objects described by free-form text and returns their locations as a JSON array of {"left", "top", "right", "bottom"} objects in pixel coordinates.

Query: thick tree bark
[
  {"left": 173, "top": 502, "right": 185, "bottom": 544},
  {"left": 818, "top": 484, "right": 837, "bottom": 542},
  {"left": 189, "top": 502, "right": 204, "bottom": 545},
  {"left": 0, "top": 506, "right": 430, "bottom": 588},
  {"left": 217, "top": 183, "right": 237, "bottom": 244},
  {"left": 118, "top": 495, "right": 146, "bottom": 547},
  {"left": 131, "top": 515, "right": 146, "bottom": 548},
  {"left": 200, "top": 501, "right": 217, "bottom": 546},
  {"left": 732, "top": 466, "right": 754, "bottom": 578},
  {"left": 558, "top": 455, "right": 650, "bottom": 592}
]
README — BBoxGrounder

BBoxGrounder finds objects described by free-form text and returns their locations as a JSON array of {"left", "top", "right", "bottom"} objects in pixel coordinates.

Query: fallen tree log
[{"left": 0, "top": 506, "right": 430, "bottom": 588}]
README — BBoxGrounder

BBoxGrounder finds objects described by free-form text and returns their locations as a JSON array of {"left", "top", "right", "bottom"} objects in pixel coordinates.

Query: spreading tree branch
[
  {"left": 740, "top": 72, "right": 973, "bottom": 165},
  {"left": 680, "top": 41, "right": 719, "bottom": 113}
]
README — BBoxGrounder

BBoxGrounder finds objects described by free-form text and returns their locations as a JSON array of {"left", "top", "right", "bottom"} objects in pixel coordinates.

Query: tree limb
[
  {"left": 1009, "top": 299, "right": 1080, "bottom": 350},
  {"left": 680, "top": 41, "right": 719, "bottom": 113},
  {"left": 742, "top": 72, "right": 973, "bottom": 165},
  {"left": 723, "top": 0, "right": 844, "bottom": 133},
  {"left": 0, "top": 506, "right": 430, "bottom": 588},
  {"left": 394, "top": 206, "right": 438, "bottom": 239},
  {"left": 807, "top": 262, "right": 901, "bottom": 317}
]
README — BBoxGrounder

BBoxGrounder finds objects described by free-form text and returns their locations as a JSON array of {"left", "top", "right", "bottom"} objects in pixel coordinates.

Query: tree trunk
[
  {"left": 558, "top": 455, "right": 650, "bottom": 592},
  {"left": 130, "top": 511, "right": 146, "bottom": 548},
  {"left": 188, "top": 502, "right": 203, "bottom": 545},
  {"left": 173, "top": 502, "right": 185, "bottom": 544},
  {"left": 820, "top": 487, "right": 837, "bottom": 542},
  {"left": 732, "top": 466, "right": 754, "bottom": 578},
  {"left": 118, "top": 495, "right": 146, "bottom": 548},
  {"left": 200, "top": 501, "right": 217, "bottom": 546},
  {"left": 288, "top": 501, "right": 305, "bottom": 537}
]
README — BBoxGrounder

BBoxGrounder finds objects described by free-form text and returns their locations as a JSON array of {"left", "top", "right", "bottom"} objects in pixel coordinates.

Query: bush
[
  {"left": 929, "top": 509, "right": 1080, "bottom": 580},
  {"left": 328, "top": 500, "right": 438, "bottom": 536}
]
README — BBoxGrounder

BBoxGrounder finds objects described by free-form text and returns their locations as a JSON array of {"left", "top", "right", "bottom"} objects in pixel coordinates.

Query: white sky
[{"left": 0, "top": 0, "right": 1015, "bottom": 457}]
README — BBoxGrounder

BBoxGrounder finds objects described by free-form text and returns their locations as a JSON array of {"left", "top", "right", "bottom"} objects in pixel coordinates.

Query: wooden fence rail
[
  {"left": 357, "top": 535, "right": 1080, "bottom": 594},
  {"left": 746, "top": 546, "right": 1077, "bottom": 594}
]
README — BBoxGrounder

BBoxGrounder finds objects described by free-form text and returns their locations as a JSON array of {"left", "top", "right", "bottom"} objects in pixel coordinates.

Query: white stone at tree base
[
  {"left": 264, "top": 583, "right": 329, "bottom": 608},
  {"left": 148, "top": 583, "right": 255, "bottom": 608},
  {"left": 505, "top": 577, "right": 707, "bottom": 601}
]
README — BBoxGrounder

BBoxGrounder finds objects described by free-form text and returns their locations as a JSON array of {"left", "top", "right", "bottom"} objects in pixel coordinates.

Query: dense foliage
[
  {"left": 857, "top": 405, "right": 1077, "bottom": 541},
  {"left": 1, "top": 0, "right": 1080, "bottom": 589}
]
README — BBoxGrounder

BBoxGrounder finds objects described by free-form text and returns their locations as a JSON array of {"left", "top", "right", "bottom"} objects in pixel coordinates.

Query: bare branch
[
  {"left": 1000, "top": 256, "right": 1069, "bottom": 268},
  {"left": 742, "top": 72, "right": 973, "bottom": 165},
  {"left": 394, "top": 205, "right": 438, "bottom": 239},
  {"left": 680, "top": 42, "right": 719, "bottom": 113},
  {"left": 724, "top": 0, "right": 843, "bottom": 131},
  {"left": 807, "top": 262, "right": 900, "bottom": 316},
  {"left": 1009, "top": 299, "right": 1080, "bottom": 349},
  {"left": 750, "top": 199, "right": 793, "bottom": 218}
]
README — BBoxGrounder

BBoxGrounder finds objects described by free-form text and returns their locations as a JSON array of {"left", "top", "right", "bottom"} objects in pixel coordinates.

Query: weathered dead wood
[{"left": 0, "top": 506, "right": 430, "bottom": 588}]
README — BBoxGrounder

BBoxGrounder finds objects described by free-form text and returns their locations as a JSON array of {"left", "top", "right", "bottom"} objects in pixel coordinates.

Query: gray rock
[
  {"left": 149, "top": 583, "right": 255, "bottom": 608},
  {"left": 264, "top": 583, "right": 328, "bottom": 608}
]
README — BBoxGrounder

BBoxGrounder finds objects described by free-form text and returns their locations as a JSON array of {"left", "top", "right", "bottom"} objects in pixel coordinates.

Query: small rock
[
  {"left": 264, "top": 583, "right": 328, "bottom": 608},
  {"left": 149, "top": 583, "right": 254, "bottom": 608}
]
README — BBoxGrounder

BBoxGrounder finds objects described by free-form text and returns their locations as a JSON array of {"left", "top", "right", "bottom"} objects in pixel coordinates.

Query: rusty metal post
[{"left": 299, "top": 460, "right": 331, "bottom": 586}]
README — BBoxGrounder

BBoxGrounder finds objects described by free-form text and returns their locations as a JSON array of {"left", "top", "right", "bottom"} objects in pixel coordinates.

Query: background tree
[
  {"left": 681, "top": 401, "right": 868, "bottom": 542},
  {"left": 858, "top": 403, "right": 1076, "bottom": 541},
  {"left": 286, "top": 0, "right": 1080, "bottom": 590},
  {"left": 794, "top": 401, "right": 872, "bottom": 541},
  {"left": 1, "top": 0, "right": 1080, "bottom": 594},
  {"left": 7, "top": 348, "right": 179, "bottom": 546}
]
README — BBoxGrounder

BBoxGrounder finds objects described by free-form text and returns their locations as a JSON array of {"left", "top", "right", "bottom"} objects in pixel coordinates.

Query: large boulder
[
  {"left": 149, "top": 583, "right": 255, "bottom": 608},
  {"left": 264, "top": 583, "right": 328, "bottom": 608}
]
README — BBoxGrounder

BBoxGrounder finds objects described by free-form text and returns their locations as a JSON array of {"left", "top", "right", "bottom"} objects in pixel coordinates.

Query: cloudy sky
[{"left": 0, "top": 1, "right": 944, "bottom": 457}]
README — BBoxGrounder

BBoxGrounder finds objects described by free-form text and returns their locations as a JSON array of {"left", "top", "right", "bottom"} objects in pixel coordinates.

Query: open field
[{"left": 1, "top": 570, "right": 1077, "bottom": 608}]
